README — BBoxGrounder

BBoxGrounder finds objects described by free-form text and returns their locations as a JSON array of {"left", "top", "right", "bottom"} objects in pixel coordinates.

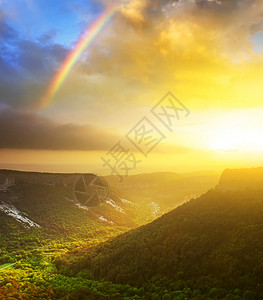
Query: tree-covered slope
[{"left": 59, "top": 188, "right": 263, "bottom": 299}]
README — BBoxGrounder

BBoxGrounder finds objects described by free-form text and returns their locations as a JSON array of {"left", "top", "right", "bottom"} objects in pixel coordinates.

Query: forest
[
  {"left": 55, "top": 188, "right": 263, "bottom": 299},
  {"left": 1, "top": 180, "right": 263, "bottom": 299}
]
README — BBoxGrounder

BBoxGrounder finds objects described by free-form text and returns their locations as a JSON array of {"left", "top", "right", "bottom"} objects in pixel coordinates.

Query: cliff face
[
  {"left": 217, "top": 167, "right": 263, "bottom": 190},
  {"left": 0, "top": 170, "right": 79, "bottom": 187}
]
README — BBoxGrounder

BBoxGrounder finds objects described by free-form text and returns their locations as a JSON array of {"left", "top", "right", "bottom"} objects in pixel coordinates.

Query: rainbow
[{"left": 41, "top": 4, "right": 120, "bottom": 107}]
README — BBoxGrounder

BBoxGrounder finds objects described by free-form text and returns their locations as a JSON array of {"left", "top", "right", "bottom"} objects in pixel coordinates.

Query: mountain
[
  {"left": 4, "top": 167, "right": 258, "bottom": 299},
  {"left": 0, "top": 169, "right": 217, "bottom": 266},
  {"left": 106, "top": 171, "right": 219, "bottom": 216},
  {"left": 0, "top": 169, "right": 218, "bottom": 238},
  {"left": 0, "top": 170, "right": 150, "bottom": 241},
  {"left": 0, "top": 170, "right": 154, "bottom": 299},
  {"left": 218, "top": 167, "right": 263, "bottom": 191},
  {"left": 57, "top": 167, "right": 263, "bottom": 299}
]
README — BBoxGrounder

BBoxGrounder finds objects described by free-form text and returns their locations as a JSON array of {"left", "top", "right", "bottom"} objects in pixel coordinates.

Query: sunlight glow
[{"left": 207, "top": 119, "right": 263, "bottom": 153}]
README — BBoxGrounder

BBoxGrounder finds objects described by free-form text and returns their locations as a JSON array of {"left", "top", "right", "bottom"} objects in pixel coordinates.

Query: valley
[{"left": 0, "top": 168, "right": 262, "bottom": 299}]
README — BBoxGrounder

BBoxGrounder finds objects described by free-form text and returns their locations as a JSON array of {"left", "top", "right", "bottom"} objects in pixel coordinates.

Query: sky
[{"left": 0, "top": 0, "right": 263, "bottom": 176}]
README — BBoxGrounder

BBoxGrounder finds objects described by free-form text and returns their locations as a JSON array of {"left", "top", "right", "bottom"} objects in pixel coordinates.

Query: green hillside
[
  {"left": 2, "top": 168, "right": 261, "bottom": 299},
  {"left": 58, "top": 188, "right": 263, "bottom": 299}
]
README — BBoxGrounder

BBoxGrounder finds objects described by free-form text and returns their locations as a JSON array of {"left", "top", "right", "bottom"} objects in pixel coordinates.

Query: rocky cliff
[{"left": 217, "top": 167, "right": 263, "bottom": 190}]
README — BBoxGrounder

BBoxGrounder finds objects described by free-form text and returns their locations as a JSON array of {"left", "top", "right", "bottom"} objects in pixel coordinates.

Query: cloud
[
  {"left": 0, "top": 12, "right": 69, "bottom": 109},
  {"left": 0, "top": 39, "right": 68, "bottom": 108},
  {"left": 0, "top": 109, "right": 119, "bottom": 151},
  {"left": 1, "top": 0, "right": 263, "bottom": 114},
  {"left": 0, "top": 18, "right": 15, "bottom": 40},
  {"left": 0, "top": 108, "right": 194, "bottom": 156},
  {"left": 60, "top": 0, "right": 263, "bottom": 111},
  {"left": 37, "top": 30, "right": 57, "bottom": 44}
]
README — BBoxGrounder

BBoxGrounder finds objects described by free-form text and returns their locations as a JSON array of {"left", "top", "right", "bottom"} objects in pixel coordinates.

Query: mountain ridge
[{"left": 55, "top": 167, "right": 263, "bottom": 299}]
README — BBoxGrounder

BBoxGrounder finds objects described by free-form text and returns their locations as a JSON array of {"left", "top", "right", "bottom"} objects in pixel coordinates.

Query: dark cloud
[
  {"left": 37, "top": 30, "right": 57, "bottom": 44},
  {"left": 119, "top": 0, "right": 259, "bottom": 29},
  {"left": 0, "top": 12, "right": 69, "bottom": 108},
  {"left": 195, "top": 0, "right": 254, "bottom": 9},
  {"left": 0, "top": 40, "right": 68, "bottom": 108},
  {"left": 0, "top": 108, "right": 191, "bottom": 154},
  {"left": 0, "top": 109, "right": 118, "bottom": 150},
  {"left": 17, "top": 40, "right": 67, "bottom": 79},
  {"left": 0, "top": 22, "right": 16, "bottom": 41},
  {"left": 0, "top": 11, "right": 16, "bottom": 41}
]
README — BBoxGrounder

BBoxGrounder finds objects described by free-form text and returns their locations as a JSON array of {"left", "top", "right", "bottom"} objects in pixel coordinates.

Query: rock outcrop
[{"left": 217, "top": 167, "right": 263, "bottom": 191}]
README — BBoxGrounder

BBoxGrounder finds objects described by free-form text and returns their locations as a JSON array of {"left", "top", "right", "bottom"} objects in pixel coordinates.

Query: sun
[
  {"left": 206, "top": 115, "right": 263, "bottom": 153},
  {"left": 208, "top": 128, "right": 237, "bottom": 152}
]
